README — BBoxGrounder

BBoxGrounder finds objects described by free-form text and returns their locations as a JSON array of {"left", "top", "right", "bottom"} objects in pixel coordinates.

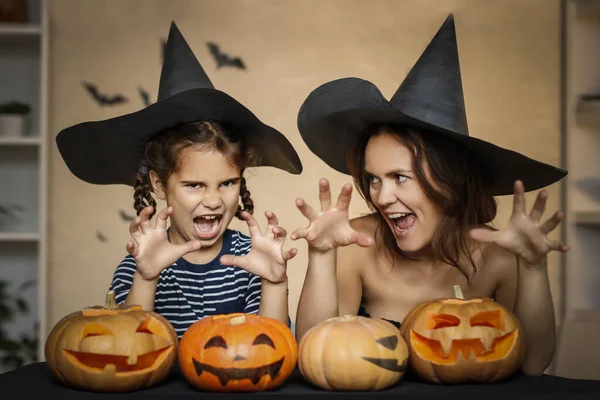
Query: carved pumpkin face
[
  {"left": 298, "top": 315, "right": 409, "bottom": 391},
  {"left": 44, "top": 291, "right": 178, "bottom": 393},
  {"left": 400, "top": 295, "right": 525, "bottom": 384},
  {"left": 178, "top": 313, "right": 298, "bottom": 392}
]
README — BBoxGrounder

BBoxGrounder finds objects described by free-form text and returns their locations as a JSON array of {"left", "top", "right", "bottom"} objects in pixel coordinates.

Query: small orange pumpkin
[
  {"left": 44, "top": 291, "right": 178, "bottom": 392},
  {"left": 298, "top": 315, "right": 409, "bottom": 391},
  {"left": 178, "top": 313, "right": 298, "bottom": 392},
  {"left": 400, "top": 285, "right": 525, "bottom": 384}
]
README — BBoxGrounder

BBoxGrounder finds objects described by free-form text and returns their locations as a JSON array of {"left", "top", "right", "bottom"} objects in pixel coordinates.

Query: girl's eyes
[
  {"left": 220, "top": 180, "right": 234, "bottom": 188},
  {"left": 396, "top": 175, "right": 408, "bottom": 183},
  {"left": 186, "top": 180, "right": 235, "bottom": 189}
]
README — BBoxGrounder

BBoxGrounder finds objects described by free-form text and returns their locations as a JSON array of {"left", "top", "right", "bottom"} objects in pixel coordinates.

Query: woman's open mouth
[
  {"left": 388, "top": 212, "right": 416, "bottom": 237},
  {"left": 193, "top": 215, "right": 222, "bottom": 240}
]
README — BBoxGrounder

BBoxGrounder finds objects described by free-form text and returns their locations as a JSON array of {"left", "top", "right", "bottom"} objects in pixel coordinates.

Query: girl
[
  {"left": 292, "top": 14, "right": 567, "bottom": 376},
  {"left": 55, "top": 22, "right": 303, "bottom": 337}
]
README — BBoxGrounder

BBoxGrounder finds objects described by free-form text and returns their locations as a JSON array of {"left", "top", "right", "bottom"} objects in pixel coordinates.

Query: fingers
[
  {"left": 220, "top": 254, "right": 250, "bottom": 270},
  {"left": 282, "top": 247, "right": 298, "bottom": 261},
  {"left": 319, "top": 178, "right": 332, "bottom": 210},
  {"left": 470, "top": 228, "right": 500, "bottom": 243},
  {"left": 265, "top": 210, "right": 279, "bottom": 238},
  {"left": 512, "top": 180, "right": 526, "bottom": 215},
  {"left": 295, "top": 197, "right": 318, "bottom": 221},
  {"left": 335, "top": 183, "right": 354, "bottom": 211},
  {"left": 181, "top": 239, "right": 202, "bottom": 254},
  {"left": 540, "top": 211, "right": 563, "bottom": 234},
  {"left": 529, "top": 190, "right": 547, "bottom": 222},
  {"left": 290, "top": 227, "right": 308, "bottom": 241},
  {"left": 156, "top": 206, "right": 173, "bottom": 230},
  {"left": 548, "top": 239, "right": 569, "bottom": 252},
  {"left": 352, "top": 231, "right": 374, "bottom": 248},
  {"left": 273, "top": 226, "right": 288, "bottom": 244},
  {"left": 240, "top": 210, "right": 262, "bottom": 237},
  {"left": 126, "top": 240, "right": 138, "bottom": 256}
]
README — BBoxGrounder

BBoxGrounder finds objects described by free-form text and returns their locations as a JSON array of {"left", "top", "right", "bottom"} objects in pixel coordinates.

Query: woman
[{"left": 291, "top": 14, "right": 567, "bottom": 376}]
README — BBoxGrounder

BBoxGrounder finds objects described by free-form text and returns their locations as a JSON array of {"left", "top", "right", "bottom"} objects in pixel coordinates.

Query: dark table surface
[{"left": 1, "top": 362, "right": 599, "bottom": 399}]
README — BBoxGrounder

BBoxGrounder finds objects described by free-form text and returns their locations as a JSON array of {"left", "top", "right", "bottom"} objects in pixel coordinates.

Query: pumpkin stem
[
  {"left": 230, "top": 315, "right": 246, "bottom": 325},
  {"left": 105, "top": 290, "right": 118, "bottom": 309},
  {"left": 453, "top": 285, "right": 464, "bottom": 299}
]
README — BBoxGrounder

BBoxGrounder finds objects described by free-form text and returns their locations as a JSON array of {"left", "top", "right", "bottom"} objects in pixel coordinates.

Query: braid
[
  {"left": 235, "top": 176, "right": 254, "bottom": 219},
  {"left": 133, "top": 166, "right": 157, "bottom": 218}
]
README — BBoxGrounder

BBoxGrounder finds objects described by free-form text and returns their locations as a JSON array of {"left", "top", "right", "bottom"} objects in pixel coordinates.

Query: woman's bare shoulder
[
  {"left": 337, "top": 214, "right": 379, "bottom": 273},
  {"left": 349, "top": 213, "right": 378, "bottom": 234}
]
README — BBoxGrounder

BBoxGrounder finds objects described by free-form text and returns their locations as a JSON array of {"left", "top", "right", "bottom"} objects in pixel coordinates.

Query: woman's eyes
[{"left": 366, "top": 175, "right": 408, "bottom": 184}]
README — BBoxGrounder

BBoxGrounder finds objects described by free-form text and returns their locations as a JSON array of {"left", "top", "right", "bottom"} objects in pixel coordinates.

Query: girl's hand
[
  {"left": 220, "top": 210, "right": 297, "bottom": 283},
  {"left": 127, "top": 206, "right": 202, "bottom": 281},
  {"left": 290, "top": 178, "right": 373, "bottom": 252},
  {"left": 470, "top": 180, "right": 568, "bottom": 267}
]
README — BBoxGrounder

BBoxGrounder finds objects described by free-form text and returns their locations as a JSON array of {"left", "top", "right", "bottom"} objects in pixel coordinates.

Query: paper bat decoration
[
  {"left": 138, "top": 87, "right": 151, "bottom": 106},
  {"left": 96, "top": 231, "right": 107, "bottom": 242},
  {"left": 119, "top": 209, "right": 135, "bottom": 222},
  {"left": 82, "top": 81, "right": 128, "bottom": 106},
  {"left": 206, "top": 42, "right": 246, "bottom": 70}
]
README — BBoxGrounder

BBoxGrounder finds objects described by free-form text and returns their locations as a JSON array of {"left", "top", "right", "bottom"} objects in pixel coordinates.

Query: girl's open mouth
[{"left": 193, "top": 215, "right": 222, "bottom": 240}]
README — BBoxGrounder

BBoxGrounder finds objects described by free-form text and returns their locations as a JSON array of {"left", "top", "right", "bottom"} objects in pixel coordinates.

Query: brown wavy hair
[
  {"left": 347, "top": 123, "right": 497, "bottom": 284},
  {"left": 133, "top": 121, "right": 260, "bottom": 219}
]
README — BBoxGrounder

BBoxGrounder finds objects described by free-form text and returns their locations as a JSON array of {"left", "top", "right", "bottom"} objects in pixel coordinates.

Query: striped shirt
[{"left": 108, "top": 229, "right": 261, "bottom": 338}]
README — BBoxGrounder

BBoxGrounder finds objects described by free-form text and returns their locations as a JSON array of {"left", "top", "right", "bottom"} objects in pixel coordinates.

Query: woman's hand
[
  {"left": 290, "top": 178, "right": 373, "bottom": 252},
  {"left": 470, "top": 180, "right": 568, "bottom": 267},
  {"left": 127, "top": 206, "right": 202, "bottom": 281},
  {"left": 220, "top": 210, "right": 297, "bottom": 283}
]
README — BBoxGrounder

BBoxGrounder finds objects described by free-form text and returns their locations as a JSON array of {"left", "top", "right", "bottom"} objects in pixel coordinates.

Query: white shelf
[
  {"left": 0, "top": 232, "right": 39, "bottom": 242},
  {"left": 576, "top": 97, "right": 600, "bottom": 124},
  {"left": 0, "top": 136, "right": 39, "bottom": 146},
  {"left": 574, "top": 211, "right": 600, "bottom": 225}
]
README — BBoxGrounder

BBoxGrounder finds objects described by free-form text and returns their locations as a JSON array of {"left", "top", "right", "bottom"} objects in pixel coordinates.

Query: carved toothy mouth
[
  {"left": 192, "top": 357, "right": 285, "bottom": 386},
  {"left": 410, "top": 330, "right": 517, "bottom": 364},
  {"left": 64, "top": 346, "right": 174, "bottom": 373}
]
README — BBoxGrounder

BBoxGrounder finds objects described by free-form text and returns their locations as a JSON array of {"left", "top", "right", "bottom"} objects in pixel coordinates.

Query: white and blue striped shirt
[{"left": 108, "top": 229, "right": 261, "bottom": 338}]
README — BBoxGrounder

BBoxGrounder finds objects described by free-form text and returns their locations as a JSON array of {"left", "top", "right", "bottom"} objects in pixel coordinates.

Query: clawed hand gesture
[
  {"left": 290, "top": 178, "right": 374, "bottom": 251},
  {"left": 470, "top": 180, "right": 568, "bottom": 267},
  {"left": 127, "top": 206, "right": 202, "bottom": 281},
  {"left": 220, "top": 210, "right": 297, "bottom": 283}
]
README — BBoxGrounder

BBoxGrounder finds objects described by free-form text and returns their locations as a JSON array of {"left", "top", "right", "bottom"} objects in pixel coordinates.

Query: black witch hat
[
  {"left": 297, "top": 14, "right": 565, "bottom": 196},
  {"left": 56, "top": 21, "right": 303, "bottom": 186}
]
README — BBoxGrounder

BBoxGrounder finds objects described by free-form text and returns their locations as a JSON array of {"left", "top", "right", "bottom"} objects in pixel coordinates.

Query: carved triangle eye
[
  {"left": 204, "top": 336, "right": 228, "bottom": 349},
  {"left": 252, "top": 334, "right": 275, "bottom": 349},
  {"left": 82, "top": 322, "right": 113, "bottom": 338},
  {"left": 376, "top": 335, "right": 398, "bottom": 350}
]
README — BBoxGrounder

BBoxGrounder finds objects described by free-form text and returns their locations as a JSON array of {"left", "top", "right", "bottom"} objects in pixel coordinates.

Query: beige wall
[{"left": 47, "top": 0, "right": 563, "bottom": 337}]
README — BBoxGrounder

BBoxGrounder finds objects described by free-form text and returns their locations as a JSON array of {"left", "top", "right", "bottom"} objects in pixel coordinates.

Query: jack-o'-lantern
[
  {"left": 400, "top": 285, "right": 525, "bottom": 384},
  {"left": 298, "top": 315, "right": 409, "bottom": 391},
  {"left": 178, "top": 313, "right": 298, "bottom": 392},
  {"left": 44, "top": 291, "right": 178, "bottom": 392}
]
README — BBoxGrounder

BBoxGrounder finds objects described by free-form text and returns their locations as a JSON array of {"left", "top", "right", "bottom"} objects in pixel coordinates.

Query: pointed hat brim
[
  {"left": 56, "top": 22, "right": 302, "bottom": 186},
  {"left": 296, "top": 15, "right": 566, "bottom": 196}
]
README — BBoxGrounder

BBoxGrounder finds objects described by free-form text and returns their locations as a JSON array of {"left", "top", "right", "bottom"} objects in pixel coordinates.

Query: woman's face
[{"left": 364, "top": 133, "right": 443, "bottom": 256}]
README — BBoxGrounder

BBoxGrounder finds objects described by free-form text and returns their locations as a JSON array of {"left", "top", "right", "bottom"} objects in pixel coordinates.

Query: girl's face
[
  {"left": 155, "top": 146, "right": 241, "bottom": 252},
  {"left": 364, "top": 133, "right": 443, "bottom": 257}
]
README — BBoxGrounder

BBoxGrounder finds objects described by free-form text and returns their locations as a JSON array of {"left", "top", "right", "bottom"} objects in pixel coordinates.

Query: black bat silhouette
[
  {"left": 96, "top": 231, "right": 107, "bottom": 242},
  {"left": 82, "top": 81, "right": 128, "bottom": 106},
  {"left": 138, "top": 87, "right": 151, "bottom": 106},
  {"left": 119, "top": 209, "right": 135, "bottom": 222},
  {"left": 206, "top": 42, "right": 246, "bottom": 70}
]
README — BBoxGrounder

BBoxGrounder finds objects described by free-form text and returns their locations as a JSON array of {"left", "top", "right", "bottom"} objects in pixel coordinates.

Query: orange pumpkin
[
  {"left": 178, "top": 313, "right": 297, "bottom": 392},
  {"left": 44, "top": 291, "right": 178, "bottom": 392},
  {"left": 298, "top": 315, "right": 409, "bottom": 391},
  {"left": 400, "top": 285, "right": 525, "bottom": 384}
]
